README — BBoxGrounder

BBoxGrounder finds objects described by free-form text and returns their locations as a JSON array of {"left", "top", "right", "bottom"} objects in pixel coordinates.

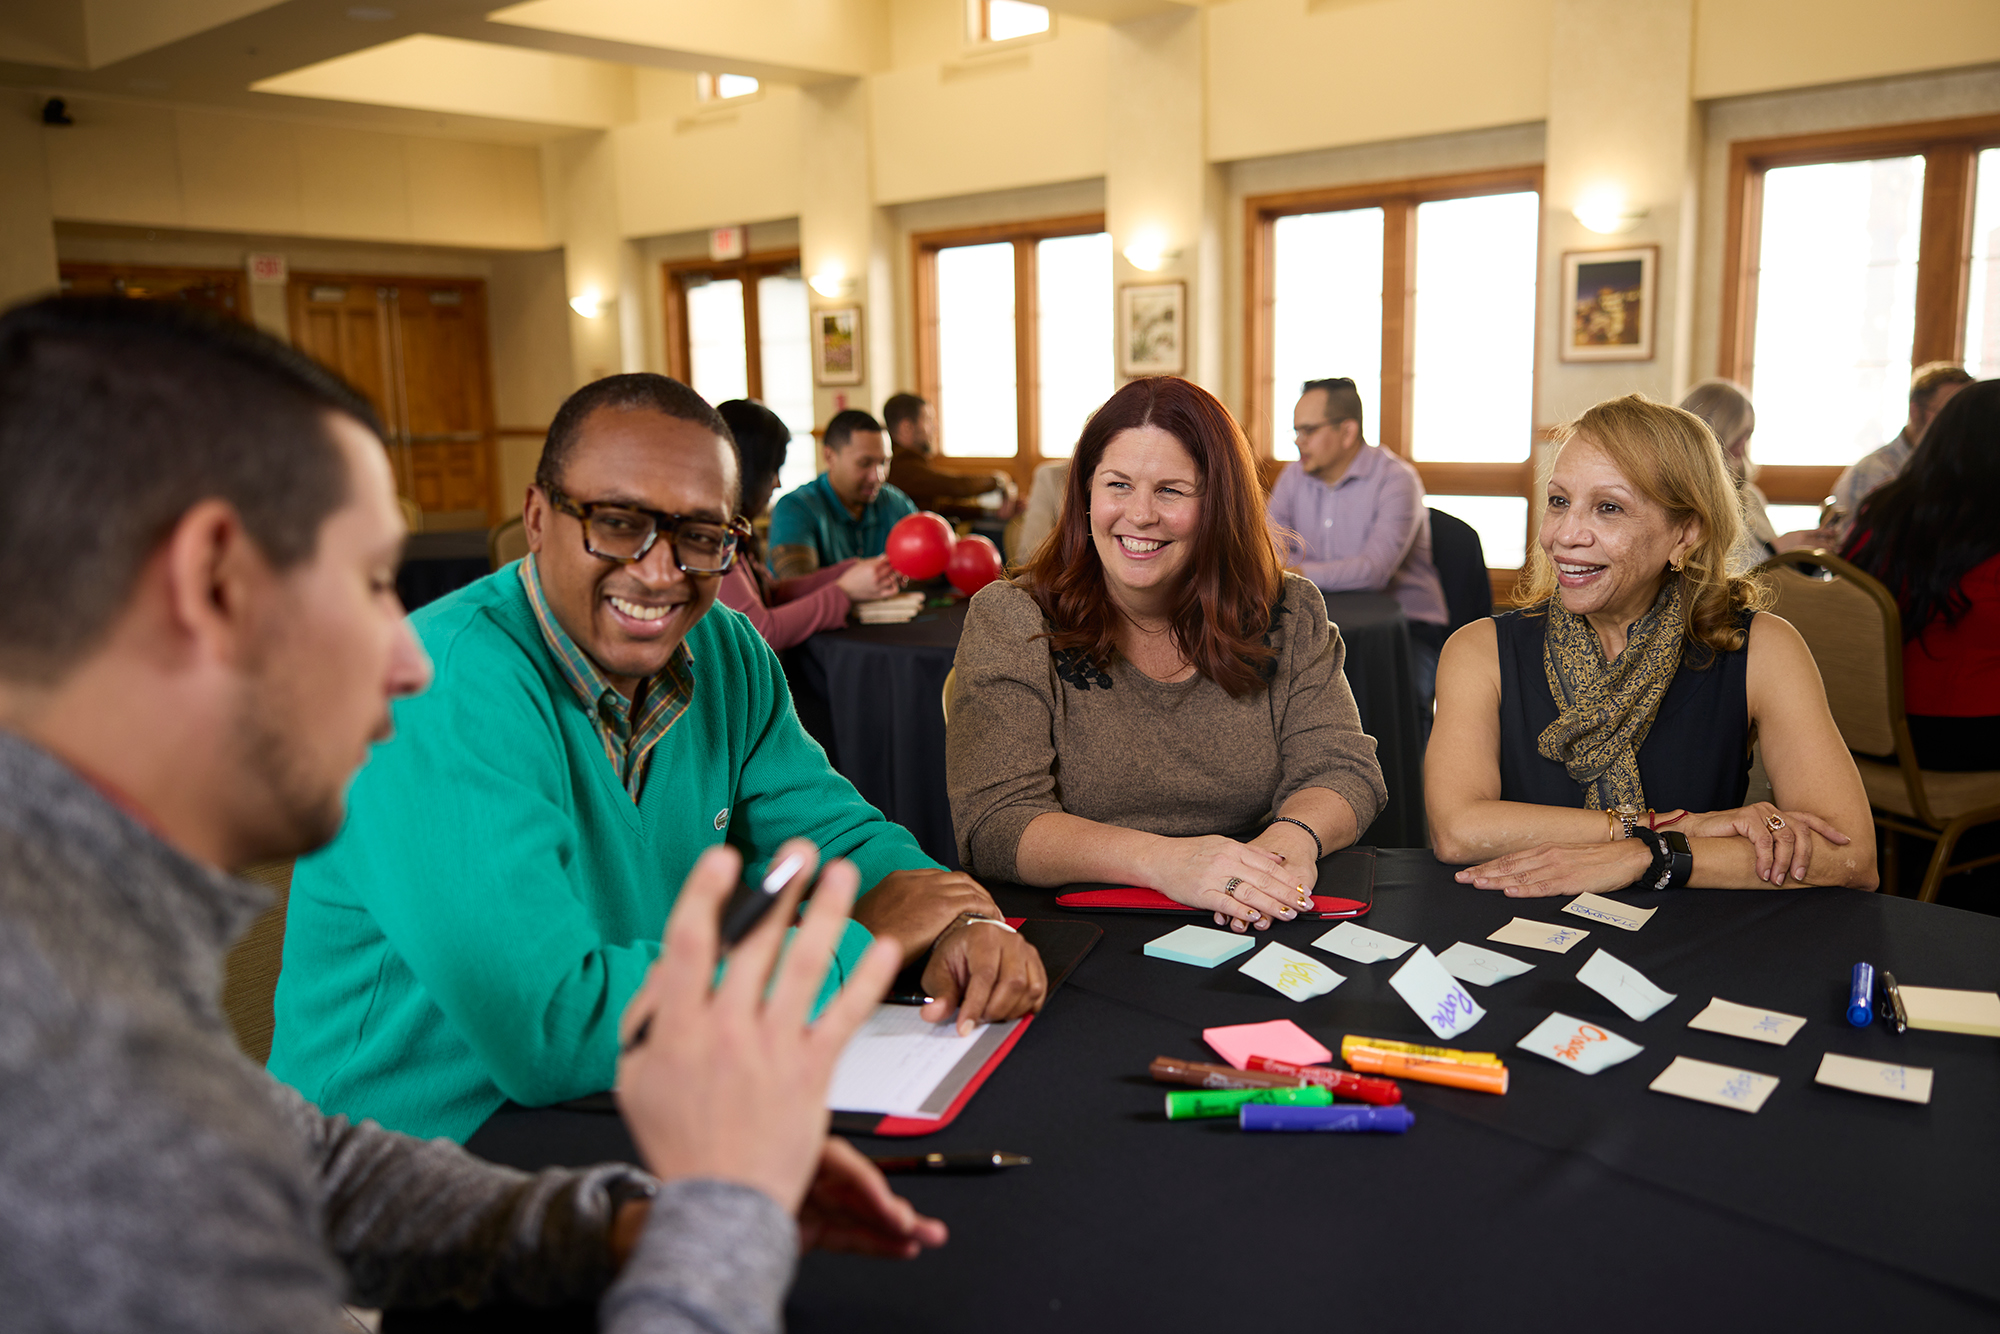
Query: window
[
  {"left": 665, "top": 253, "right": 818, "bottom": 498},
  {"left": 1720, "top": 114, "right": 2000, "bottom": 507},
  {"left": 915, "top": 215, "right": 1112, "bottom": 481},
  {"left": 1249, "top": 169, "right": 1543, "bottom": 576},
  {"left": 977, "top": 0, "right": 1050, "bottom": 43},
  {"left": 696, "top": 72, "right": 759, "bottom": 101}
]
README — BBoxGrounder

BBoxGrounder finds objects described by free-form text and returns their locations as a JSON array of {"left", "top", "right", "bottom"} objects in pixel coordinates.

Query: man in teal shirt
[
  {"left": 767, "top": 409, "right": 917, "bottom": 580},
  {"left": 270, "top": 375, "right": 1044, "bottom": 1143}
]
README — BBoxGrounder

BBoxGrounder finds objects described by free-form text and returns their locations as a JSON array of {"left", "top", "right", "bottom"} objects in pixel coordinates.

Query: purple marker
[{"left": 1240, "top": 1104, "right": 1416, "bottom": 1133}]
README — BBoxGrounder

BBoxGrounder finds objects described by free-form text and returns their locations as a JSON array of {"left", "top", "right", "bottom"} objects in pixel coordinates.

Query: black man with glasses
[{"left": 269, "top": 375, "right": 1046, "bottom": 1143}]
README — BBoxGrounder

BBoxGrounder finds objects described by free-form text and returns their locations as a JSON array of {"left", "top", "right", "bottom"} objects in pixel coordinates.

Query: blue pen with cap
[{"left": 1848, "top": 961, "right": 1875, "bottom": 1027}]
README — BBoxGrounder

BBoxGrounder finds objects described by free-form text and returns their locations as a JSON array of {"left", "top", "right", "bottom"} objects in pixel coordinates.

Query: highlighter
[
  {"left": 1241, "top": 1103, "right": 1416, "bottom": 1133},
  {"left": 1848, "top": 961, "right": 1876, "bottom": 1028},
  {"left": 1245, "top": 1054, "right": 1402, "bottom": 1105},
  {"left": 1149, "top": 1056, "right": 1310, "bottom": 1091},
  {"left": 1341, "top": 1034, "right": 1502, "bottom": 1067},
  {"left": 1345, "top": 1046, "right": 1509, "bottom": 1095},
  {"left": 1165, "top": 1086, "right": 1333, "bottom": 1120}
]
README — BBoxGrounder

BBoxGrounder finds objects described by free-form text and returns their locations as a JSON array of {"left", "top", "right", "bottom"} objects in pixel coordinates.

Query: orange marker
[
  {"left": 1346, "top": 1046, "right": 1509, "bottom": 1095},
  {"left": 1341, "top": 1034, "right": 1502, "bottom": 1068}
]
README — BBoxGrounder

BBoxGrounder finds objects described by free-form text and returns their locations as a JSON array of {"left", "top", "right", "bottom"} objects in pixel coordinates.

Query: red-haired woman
[{"left": 945, "top": 377, "right": 1386, "bottom": 931}]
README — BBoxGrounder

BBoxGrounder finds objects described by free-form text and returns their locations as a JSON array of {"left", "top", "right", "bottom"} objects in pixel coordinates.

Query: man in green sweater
[{"left": 269, "top": 374, "right": 1045, "bottom": 1143}]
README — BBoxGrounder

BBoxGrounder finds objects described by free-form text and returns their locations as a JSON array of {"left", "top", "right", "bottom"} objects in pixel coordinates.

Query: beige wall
[
  {"left": 612, "top": 79, "right": 804, "bottom": 237},
  {"left": 0, "top": 92, "right": 60, "bottom": 308},
  {"left": 1693, "top": 0, "right": 2000, "bottom": 101}
]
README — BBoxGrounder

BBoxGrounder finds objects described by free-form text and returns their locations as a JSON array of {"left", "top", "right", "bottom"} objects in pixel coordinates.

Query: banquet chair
[
  {"left": 1428, "top": 508, "right": 1492, "bottom": 633},
  {"left": 1756, "top": 550, "right": 2000, "bottom": 901},
  {"left": 220, "top": 859, "right": 294, "bottom": 1063},
  {"left": 488, "top": 516, "right": 528, "bottom": 571}
]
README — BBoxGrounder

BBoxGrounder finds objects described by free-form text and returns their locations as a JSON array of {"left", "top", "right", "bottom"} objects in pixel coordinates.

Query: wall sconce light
[
  {"left": 1121, "top": 233, "right": 1179, "bottom": 272},
  {"left": 1572, "top": 189, "right": 1647, "bottom": 235},
  {"left": 808, "top": 264, "right": 852, "bottom": 299},
  {"left": 569, "top": 287, "right": 610, "bottom": 319}
]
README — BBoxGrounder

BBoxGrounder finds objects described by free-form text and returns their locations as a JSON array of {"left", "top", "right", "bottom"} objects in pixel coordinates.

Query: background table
[
  {"left": 1321, "top": 591, "right": 1426, "bottom": 848},
  {"left": 397, "top": 529, "right": 492, "bottom": 611},
  {"left": 430, "top": 853, "right": 2000, "bottom": 1332}
]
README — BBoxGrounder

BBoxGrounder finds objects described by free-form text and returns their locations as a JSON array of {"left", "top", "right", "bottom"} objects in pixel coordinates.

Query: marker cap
[{"left": 1848, "top": 961, "right": 1876, "bottom": 1028}]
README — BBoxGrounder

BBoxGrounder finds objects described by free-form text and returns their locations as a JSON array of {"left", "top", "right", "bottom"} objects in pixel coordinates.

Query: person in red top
[
  {"left": 1844, "top": 379, "right": 2000, "bottom": 772},
  {"left": 716, "top": 399, "right": 901, "bottom": 650}
]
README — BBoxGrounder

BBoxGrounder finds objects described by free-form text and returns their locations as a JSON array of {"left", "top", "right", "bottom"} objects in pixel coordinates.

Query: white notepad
[{"left": 826, "top": 1007, "right": 1018, "bottom": 1118}]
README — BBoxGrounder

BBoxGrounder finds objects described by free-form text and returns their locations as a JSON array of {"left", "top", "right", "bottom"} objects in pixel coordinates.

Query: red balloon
[
  {"left": 946, "top": 535, "right": 1004, "bottom": 596},
  {"left": 885, "top": 511, "right": 955, "bottom": 581}
]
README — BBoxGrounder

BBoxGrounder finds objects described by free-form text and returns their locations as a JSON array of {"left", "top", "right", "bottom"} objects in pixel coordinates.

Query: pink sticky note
[{"left": 1203, "top": 1020, "right": 1332, "bottom": 1071}]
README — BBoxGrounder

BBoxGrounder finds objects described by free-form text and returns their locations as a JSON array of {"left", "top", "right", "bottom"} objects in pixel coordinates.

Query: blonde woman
[{"left": 1426, "top": 394, "right": 1876, "bottom": 897}]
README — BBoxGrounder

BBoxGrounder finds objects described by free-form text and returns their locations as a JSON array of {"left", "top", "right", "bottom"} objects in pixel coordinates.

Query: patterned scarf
[{"left": 1535, "top": 577, "right": 1687, "bottom": 810}]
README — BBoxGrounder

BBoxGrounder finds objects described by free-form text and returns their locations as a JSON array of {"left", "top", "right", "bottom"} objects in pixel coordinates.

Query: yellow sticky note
[{"left": 1899, "top": 986, "right": 2000, "bottom": 1037}]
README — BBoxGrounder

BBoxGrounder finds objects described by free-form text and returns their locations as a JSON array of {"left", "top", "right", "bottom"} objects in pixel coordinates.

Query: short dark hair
[
  {"left": 0, "top": 296, "right": 369, "bottom": 684},
  {"left": 536, "top": 373, "right": 735, "bottom": 496},
  {"left": 1910, "top": 361, "right": 1974, "bottom": 411},
  {"left": 881, "top": 392, "right": 928, "bottom": 433},
  {"left": 716, "top": 399, "right": 791, "bottom": 507},
  {"left": 1302, "top": 377, "right": 1364, "bottom": 434},
  {"left": 823, "top": 409, "right": 883, "bottom": 451}
]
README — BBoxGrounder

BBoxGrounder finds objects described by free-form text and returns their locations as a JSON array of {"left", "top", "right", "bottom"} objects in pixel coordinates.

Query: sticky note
[
  {"left": 1649, "top": 1056, "right": 1779, "bottom": 1113},
  {"left": 1814, "top": 1052, "right": 1933, "bottom": 1104},
  {"left": 1436, "top": 942, "right": 1535, "bottom": 988},
  {"left": 1686, "top": 997, "right": 1806, "bottom": 1046},
  {"left": 1388, "top": 945, "right": 1487, "bottom": 1040},
  {"left": 1205, "top": 1019, "right": 1332, "bottom": 1071},
  {"left": 1487, "top": 917, "right": 1590, "bottom": 954},
  {"left": 1562, "top": 892, "right": 1657, "bottom": 932},
  {"left": 1239, "top": 942, "right": 1346, "bottom": 1002},
  {"left": 1311, "top": 922, "right": 1418, "bottom": 964},
  {"left": 1516, "top": 1011, "right": 1643, "bottom": 1074},
  {"left": 1575, "top": 949, "right": 1677, "bottom": 1022},
  {"left": 1144, "top": 925, "right": 1256, "bottom": 968},
  {"left": 1899, "top": 986, "right": 2000, "bottom": 1037}
]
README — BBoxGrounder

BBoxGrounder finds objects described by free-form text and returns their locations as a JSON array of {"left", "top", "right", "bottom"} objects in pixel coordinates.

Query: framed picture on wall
[
  {"left": 813, "top": 305, "right": 864, "bottom": 385},
  {"left": 1561, "top": 246, "right": 1657, "bottom": 362},
  {"left": 1118, "top": 281, "right": 1185, "bottom": 376}
]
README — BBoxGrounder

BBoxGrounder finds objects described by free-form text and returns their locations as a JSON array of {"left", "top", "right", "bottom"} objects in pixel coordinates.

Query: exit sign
[
  {"left": 246, "top": 252, "right": 288, "bottom": 284},
  {"left": 708, "top": 226, "right": 745, "bottom": 261}
]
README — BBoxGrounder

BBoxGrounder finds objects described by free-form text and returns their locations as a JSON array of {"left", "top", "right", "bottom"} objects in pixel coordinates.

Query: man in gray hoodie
[{"left": 0, "top": 296, "right": 939, "bottom": 1332}]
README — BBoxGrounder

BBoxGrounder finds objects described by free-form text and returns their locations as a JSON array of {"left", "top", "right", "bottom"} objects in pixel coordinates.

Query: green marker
[{"left": 1164, "top": 1085, "right": 1334, "bottom": 1120}]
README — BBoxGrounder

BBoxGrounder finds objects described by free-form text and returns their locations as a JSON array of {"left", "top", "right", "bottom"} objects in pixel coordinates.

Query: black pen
[
  {"left": 870, "top": 1152, "right": 1031, "bottom": 1174},
  {"left": 1881, "top": 969, "right": 1909, "bottom": 1034},
  {"left": 624, "top": 850, "right": 809, "bottom": 1055}
]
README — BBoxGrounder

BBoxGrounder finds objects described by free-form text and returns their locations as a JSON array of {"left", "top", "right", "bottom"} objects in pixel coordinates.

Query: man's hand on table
[
  {"left": 798, "top": 1136, "right": 949, "bottom": 1258},
  {"left": 855, "top": 868, "right": 1049, "bottom": 1034}
]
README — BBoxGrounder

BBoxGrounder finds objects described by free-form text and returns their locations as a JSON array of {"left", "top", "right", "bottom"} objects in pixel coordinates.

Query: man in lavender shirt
[{"left": 1266, "top": 377, "right": 1450, "bottom": 725}]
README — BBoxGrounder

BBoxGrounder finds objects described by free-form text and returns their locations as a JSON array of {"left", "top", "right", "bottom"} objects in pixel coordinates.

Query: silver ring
[{"left": 1223, "top": 877, "right": 1242, "bottom": 899}]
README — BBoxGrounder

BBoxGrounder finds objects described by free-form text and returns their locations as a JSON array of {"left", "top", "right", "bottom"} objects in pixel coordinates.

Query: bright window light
[
  {"left": 936, "top": 242, "right": 1019, "bottom": 457},
  {"left": 1270, "top": 207, "right": 1384, "bottom": 461},
  {"left": 756, "top": 273, "right": 819, "bottom": 498},
  {"left": 1035, "top": 232, "right": 1113, "bottom": 458},
  {"left": 1766, "top": 503, "right": 1824, "bottom": 535},
  {"left": 986, "top": 0, "right": 1050, "bottom": 42},
  {"left": 1429, "top": 494, "right": 1527, "bottom": 570},
  {"left": 1410, "top": 191, "right": 1538, "bottom": 463},
  {"left": 685, "top": 277, "right": 748, "bottom": 406},
  {"left": 1962, "top": 147, "right": 2000, "bottom": 380},
  {"left": 1749, "top": 157, "right": 1924, "bottom": 466},
  {"left": 716, "top": 73, "right": 759, "bottom": 99}
]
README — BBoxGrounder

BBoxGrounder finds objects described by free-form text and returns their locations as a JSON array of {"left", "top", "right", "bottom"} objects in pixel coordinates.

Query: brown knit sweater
[{"left": 946, "top": 573, "right": 1387, "bottom": 880}]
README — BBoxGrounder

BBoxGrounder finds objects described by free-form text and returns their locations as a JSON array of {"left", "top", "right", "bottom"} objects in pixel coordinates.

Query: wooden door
[{"left": 288, "top": 275, "right": 497, "bottom": 529}]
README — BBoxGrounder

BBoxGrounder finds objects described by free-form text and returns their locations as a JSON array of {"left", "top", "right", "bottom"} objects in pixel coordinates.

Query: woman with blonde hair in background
[
  {"left": 1678, "top": 378, "right": 1824, "bottom": 569},
  {"left": 1426, "top": 394, "right": 1876, "bottom": 897}
]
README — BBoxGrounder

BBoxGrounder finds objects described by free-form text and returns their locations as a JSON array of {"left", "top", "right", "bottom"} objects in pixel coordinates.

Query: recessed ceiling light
[{"left": 346, "top": 6, "right": 397, "bottom": 20}]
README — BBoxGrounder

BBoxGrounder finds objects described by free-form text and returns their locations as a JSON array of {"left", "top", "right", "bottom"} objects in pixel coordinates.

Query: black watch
[{"left": 1636, "top": 829, "right": 1693, "bottom": 890}]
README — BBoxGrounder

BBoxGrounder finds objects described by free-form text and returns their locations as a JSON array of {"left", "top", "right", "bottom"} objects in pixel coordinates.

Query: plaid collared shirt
[{"left": 518, "top": 554, "right": 695, "bottom": 801}]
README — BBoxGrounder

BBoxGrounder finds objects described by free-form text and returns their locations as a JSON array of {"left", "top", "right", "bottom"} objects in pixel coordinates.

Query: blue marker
[
  {"left": 1848, "top": 961, "right": 1875, "bottom": 1028},
  {"left": 1240, "top": 1104, "right": 1416, "bottom": 1134}
]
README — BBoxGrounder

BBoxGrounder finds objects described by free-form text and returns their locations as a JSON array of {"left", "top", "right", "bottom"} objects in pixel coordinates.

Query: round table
[{"left": 417, "top": 854, "right": 2000, "bottom": 1332}]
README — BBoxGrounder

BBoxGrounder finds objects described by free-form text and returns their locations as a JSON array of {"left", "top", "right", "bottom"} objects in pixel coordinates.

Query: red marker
[{"left": 1246, "top": 1054, "right": 1402, "bottom": 1105}]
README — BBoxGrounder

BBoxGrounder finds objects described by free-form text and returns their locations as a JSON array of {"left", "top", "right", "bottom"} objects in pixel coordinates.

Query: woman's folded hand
[{"left": 1456, "top": 838, "right": 1655, "bottom": 897}]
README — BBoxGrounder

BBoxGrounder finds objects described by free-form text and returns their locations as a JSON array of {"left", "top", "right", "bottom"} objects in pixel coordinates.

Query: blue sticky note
[{"left": 1145, "top": 925, "right": 1257, "bottom": 968}]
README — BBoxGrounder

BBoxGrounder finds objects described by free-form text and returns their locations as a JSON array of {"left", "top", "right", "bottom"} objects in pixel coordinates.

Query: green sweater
[{"left": 268, "top": 565, "right": 936, "bottom": 1142}]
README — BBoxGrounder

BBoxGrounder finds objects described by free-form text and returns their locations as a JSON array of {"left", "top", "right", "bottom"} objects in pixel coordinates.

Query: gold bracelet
[{"left": 1605, "top": 809, "right": 1620, "bottom": 843}]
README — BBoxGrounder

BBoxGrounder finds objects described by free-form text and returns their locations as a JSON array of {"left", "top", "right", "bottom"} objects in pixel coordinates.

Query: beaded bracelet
[{"left": 1267, "top": 815, "right": 1323, "bottom": 862}]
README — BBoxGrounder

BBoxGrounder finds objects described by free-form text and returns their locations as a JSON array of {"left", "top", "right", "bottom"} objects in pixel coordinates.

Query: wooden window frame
[
  {"left": 912, "top": 212, "right": 1106, "bottom": 493},
  {"left": 1719, "top": 112, "right": 2000, "bottom": 507},
  {"left": 1244, "top": 166, "right": 1544, "bottom": 586},
  {"left": 661, "top": 249, "right": 803, "bottom": 401}
]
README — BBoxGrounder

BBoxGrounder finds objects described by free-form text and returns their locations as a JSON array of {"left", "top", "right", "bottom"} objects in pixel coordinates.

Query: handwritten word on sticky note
[
  {"left": 1815, "top": 1052, "right": 1933, "bottom": 1104},
  {"left": 1239, "top": 942, "right": 1345, "bottom": 1002},
  {"left": 1575, "top": 949, "right": 1677, "bottom": 1022},
  {"left": 1649, "top": 1056, "right": 1779, "bottom": 1113},
  {"left": 1562, "top": 892, "right": 1657, "bottom": 932},
  {"left": 1312, "top": 921, "right": 1417, "bottom": 964},
  {"left": 1388, "top": 945, "right": 1487, "bottom": 1040},
  {"left": 1517, "top": 1012, "right": 1643, "bottom": 1074},
  {"left": 1488, "top": 917, "right": 1590, "bottom": 954},
  {"left": 1205, "top": 1020, "right": 1331, "bottom": 1071},
  {"left": 1687, "top": 997, "right": 1806, "bottom": 1046},
  {"left": 1144, "top": 924, "right": 1256, "bottom": 968},
  {"left": 1436, "top": 942, "right": 1535, "bottom": 988}
]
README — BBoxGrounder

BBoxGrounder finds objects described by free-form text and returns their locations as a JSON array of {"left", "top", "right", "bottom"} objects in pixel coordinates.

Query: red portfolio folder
[{"left": 1052, "top": 847, "right": 1376, "bottom": 919}]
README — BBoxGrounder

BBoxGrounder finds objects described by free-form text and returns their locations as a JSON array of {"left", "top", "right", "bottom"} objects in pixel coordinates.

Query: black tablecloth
[
  {"left": 420, "top": 854, "right": 2000, "bottom": 1332},
  {"left": 785, "top": 591, "right": 1428, "bottom": 865},
  {"left": 1322, "top": 591, "right": 1425, "bottom": 848}
]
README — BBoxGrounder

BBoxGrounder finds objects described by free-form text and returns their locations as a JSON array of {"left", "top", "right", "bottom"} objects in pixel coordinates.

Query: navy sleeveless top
[{"left": 1494, "top": 607, "right": 1754, "bottom": 814}]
